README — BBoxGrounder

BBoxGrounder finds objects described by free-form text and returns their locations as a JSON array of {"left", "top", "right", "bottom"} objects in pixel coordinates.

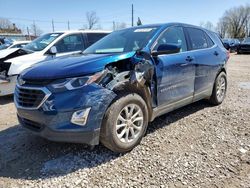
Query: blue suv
[{"left": 15, "top": 23, "right": 229, "bottom": 152}]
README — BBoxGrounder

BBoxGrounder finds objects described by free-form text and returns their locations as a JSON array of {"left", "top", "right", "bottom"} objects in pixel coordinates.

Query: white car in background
[
  {"left": 0, "top": 40, "right": 31, "bottom": 50},
  {"left": 0, "top": 30, "right": 110, "bottom": 96}
]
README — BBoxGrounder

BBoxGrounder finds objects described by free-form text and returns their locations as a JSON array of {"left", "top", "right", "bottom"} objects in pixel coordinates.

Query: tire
[
  {"left": 100, "top": 93, "right": 148, "bottom": 153},
  {"left": 209, "top": 72, "right": 227, "bottom": 105}
]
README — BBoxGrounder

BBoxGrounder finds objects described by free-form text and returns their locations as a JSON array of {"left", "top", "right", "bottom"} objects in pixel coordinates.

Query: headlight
[{"left": 50, "top": 71, "right": 105, "bottom": 91}]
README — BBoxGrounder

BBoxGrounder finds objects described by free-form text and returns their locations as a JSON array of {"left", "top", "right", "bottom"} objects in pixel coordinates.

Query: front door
[
  {"left": 153, "top": 26, "right": 196, "bottom": 106},
  {"left": 54, "top": 33, "right": 85, "bottom": 57}
]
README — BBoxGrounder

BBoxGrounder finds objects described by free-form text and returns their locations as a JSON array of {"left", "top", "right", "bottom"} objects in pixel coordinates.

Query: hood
[
  {"left": 4, "top": 51, "right": 45, "bottom": 76},
  {"left": 6, "top": 50, "right": 39, "bottom": 64},
  {"left": 0, "top": 48, "right": 21, "bottom": 59},
  {"left": 21, "top": 52, "right": 135, "bottom": 80}
]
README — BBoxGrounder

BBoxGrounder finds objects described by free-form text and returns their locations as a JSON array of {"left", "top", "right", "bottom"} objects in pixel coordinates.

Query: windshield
[
  {"left": 23, "top": 33, "right": 63, "bottom": 51},
  {"left": 243, "top": 37, "right": 250, "bottom": 43},
  {"left": 84, "top": 27, "right": 159, "bottom": 54}
]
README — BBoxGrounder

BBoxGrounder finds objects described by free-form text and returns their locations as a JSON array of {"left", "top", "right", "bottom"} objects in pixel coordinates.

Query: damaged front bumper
[{"left": 15, "top": 83, "right": 117, "bottom": 145}]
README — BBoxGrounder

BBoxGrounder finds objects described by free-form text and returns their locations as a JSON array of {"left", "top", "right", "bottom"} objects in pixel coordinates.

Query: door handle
[
  {"left": 214, "top": 51, "right": 219, "bottom": 56},
  {"left": 186, "top": 56, "right": 193, "bottom": 62}
]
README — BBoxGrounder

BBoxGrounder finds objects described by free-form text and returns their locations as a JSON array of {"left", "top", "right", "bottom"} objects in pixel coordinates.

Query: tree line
[
  {"left": 217, "top": 4, "right": 250, "bottom": 38},
  {"left": 200, "top": 4, "right": 250, "bottom": 38}
]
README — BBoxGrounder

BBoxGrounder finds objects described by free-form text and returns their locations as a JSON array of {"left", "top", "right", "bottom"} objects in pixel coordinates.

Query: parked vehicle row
[
  {"left": 14, "top": 23, "right": 229, "bottom": 153},
  {"left": 0, "top": 37, "right": 13, "bottom": 46},
  {"left": 0, "top": 40, "right": 31, "bottom": 50},
  {"left": 222, "top": 38, "right": 240, "bottom": 52},
  {"left": 0, "top": 30, "right": 110, "bottom": 96},
  {"left": 237, "top": 37, "right": 250, "bottom": 54},
  {"left": 222, "top": 37, "right": 250, "bottom": 54}
]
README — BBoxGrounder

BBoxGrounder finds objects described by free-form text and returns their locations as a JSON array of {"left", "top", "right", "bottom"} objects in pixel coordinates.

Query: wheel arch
[{"left": 112, "top": 82, "right": 153, "bottom": 122}]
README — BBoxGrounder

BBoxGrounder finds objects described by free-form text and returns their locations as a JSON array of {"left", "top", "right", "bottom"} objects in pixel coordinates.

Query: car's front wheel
[
  {"left": 100, "top": 93, "right": 148, "bottom": 153},
  {"left": 209, "top": 72, "right": 227, "bottom": 105}
]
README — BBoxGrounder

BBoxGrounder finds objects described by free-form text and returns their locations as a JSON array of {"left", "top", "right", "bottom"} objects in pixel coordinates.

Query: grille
[
  {"left": 24, "top": 79, "right": 54, "bottom": 86},
  {"left": 15, "top": 86, "right": 48, "bottom": 109}
]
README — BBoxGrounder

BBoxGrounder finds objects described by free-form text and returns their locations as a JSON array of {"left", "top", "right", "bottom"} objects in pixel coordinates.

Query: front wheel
[
  {"left": 209, "top": 72, "right": 227, "bottom": 105},
  {"left": 100, "top": 93, "right": 148, "bottom": 153}
]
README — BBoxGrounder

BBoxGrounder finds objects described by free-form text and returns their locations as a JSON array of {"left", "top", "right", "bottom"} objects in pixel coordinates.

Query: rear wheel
[
  {"left": 209, "top": 72, "right": 227, "bottom": 105},
  {"left": 100, "top": 93, "right": 148, "bottom": 153}
]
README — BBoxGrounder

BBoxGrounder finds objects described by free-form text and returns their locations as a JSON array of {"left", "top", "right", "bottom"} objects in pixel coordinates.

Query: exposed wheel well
[{"left": 112, "top": 82, "right": 153, "bottom": 121}]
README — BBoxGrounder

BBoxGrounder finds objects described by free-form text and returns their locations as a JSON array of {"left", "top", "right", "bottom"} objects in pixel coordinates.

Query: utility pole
[
  {"left": 246, "top": 17, "right": 249, "bottom": 37},
  {"left": 33, "top": 21, "right": 37, "bottom": 37},
  {"left": 131, "top": 4, "right": 134, "bottom": 27},
  {"left": 52, "top": 19, "right": 55, "bottom": 32},
  {"left": 26, "top": 27, "right": 31, "bottom": 40},
  {"left": 113, "top": 21, "right": 115, "bottom": 31},
  {"left": 68, "top": 21, "right": 70, "bottom": 30}
]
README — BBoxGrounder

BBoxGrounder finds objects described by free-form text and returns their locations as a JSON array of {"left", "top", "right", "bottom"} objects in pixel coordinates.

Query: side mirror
[
  {"left": 152, "top": 44, "right": 181, "bottom": 56},
  {"left": 49, "top": 46, "right": 57, "bottom": 55}
]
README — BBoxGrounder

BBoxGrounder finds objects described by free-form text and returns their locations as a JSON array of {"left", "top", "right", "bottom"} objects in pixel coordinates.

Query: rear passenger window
[
  {"left": 86, "top": 33, "right": 108, "bottom": 47},
  {"left": 154, "top": 26, "right": 187, "bottom": 52},
  {"left": 187, "top": 28, "right": 211, "bottom": 50},
  {"left": 205, "top": 33, "right": 214, "bottom": 48}
]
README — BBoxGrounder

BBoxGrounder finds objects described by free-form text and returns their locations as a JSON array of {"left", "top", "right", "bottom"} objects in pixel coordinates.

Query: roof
[
  {"left": 52, "top": 30, "right": 111, "bottom": 34},
  {"left": 117, "top": 22, "right": 215, "bottom": 33},
  {"left": 132, "top": 22, "right": 203, "bottom": 29}
]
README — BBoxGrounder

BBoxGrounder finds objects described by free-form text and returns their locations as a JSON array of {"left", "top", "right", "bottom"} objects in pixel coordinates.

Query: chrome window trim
[{"left": 14, "top": 84, "right": 51, "bottom": 110}]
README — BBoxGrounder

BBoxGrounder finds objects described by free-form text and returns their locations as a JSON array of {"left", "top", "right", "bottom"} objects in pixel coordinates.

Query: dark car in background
[
  {"left": 15, "top": 23, "right": 229, "bottom": 153},
  {"left": 237, "top": 37, "right": 250, "bottom": 54},
  {"left": 222, "top": 38, "right": 240, "bottom": 52}
]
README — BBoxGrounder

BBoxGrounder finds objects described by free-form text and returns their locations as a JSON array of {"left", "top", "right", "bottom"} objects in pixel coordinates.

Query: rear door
[
  {"left": 153, "top": 26, "right": 196, "bottom": 106},
  {"left": 185, "top": 27, "right": 220, "bottom": 100}
]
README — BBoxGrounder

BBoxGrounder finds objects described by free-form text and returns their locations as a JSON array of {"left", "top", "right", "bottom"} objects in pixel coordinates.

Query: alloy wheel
[
  {"left": 115, "top": 104, "right": 144, "bottom": 143},
  {"left": 216, "top": 76, "right": 226, "bottom": 102}
]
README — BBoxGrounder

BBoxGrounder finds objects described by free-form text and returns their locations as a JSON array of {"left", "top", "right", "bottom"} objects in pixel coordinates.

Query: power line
[{"left": 1, "top": 16, "right": 129, "bottom": 25}]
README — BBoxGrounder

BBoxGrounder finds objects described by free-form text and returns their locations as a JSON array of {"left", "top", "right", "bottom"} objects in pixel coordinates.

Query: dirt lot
[{"left": 0, "top": 54, "right": 249, "bottom": 188}]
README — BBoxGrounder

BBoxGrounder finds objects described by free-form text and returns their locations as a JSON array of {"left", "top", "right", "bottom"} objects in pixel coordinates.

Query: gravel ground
[{"left": 0, "top": 54, "right": 249, "bottom": 188}]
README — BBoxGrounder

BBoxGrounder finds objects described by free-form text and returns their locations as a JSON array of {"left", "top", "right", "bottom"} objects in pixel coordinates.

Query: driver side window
[{"left": 154, "top": 26, "right": 187, "bottom": 52}]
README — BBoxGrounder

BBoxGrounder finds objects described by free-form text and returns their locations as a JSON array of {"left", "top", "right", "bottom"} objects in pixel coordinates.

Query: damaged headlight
[{"left": 50, "top": 71, "right": 105, "bottom": 91}]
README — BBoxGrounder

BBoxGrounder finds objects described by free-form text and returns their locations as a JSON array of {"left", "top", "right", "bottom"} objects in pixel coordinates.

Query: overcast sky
[{"left": 0, "top": 0, "right": 249, "bottom": 33}]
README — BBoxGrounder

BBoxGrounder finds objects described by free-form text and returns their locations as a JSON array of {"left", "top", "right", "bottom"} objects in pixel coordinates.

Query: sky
[{"left": 0, "top": 0, "right": 249, "bottom": 34}]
